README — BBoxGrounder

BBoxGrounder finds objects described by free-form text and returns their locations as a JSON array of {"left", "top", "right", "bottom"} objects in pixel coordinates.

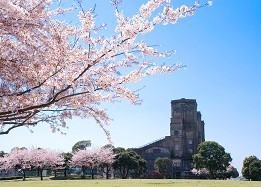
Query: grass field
[{"left": 0, "top": 179, "right": 261, "bottom": 187}]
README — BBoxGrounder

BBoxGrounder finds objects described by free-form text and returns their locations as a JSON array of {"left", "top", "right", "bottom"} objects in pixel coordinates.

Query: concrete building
[{"left": 135, "top": 98, "right": 205, "bottom": 178}]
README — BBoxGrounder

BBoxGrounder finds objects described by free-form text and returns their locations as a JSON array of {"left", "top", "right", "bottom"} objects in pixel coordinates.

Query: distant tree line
[
  {"left": 2, "top": 140, "right": 261, "bottom": 181},
  {"left": 0, "top": 141, "right": 148, "bottom": 180},
  {"left": 0, "top": 147, "right": 64, "bottom": 181}
]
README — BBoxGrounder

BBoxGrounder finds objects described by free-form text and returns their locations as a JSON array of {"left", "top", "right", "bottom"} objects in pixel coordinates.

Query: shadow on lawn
[{"left": 49, "top": 176, "right": 93, "bottom": 180}]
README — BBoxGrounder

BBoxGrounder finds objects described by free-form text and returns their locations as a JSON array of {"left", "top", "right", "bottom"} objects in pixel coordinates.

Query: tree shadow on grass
[{"left": 49, "top": 176, "right": 92, "bottom": 180}]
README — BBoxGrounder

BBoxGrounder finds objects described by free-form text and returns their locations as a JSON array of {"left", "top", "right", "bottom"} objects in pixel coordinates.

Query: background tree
[
  {"left": 0, "top": 149, "right": 31, "bottom": 181},
  {"left": 99, "top": 147, "right": 115, "bottom": 179},
  {"left": 225, "top": 165, "right": 239, "bottom": 179},
  {"left": 249, "top": 159, "right": 261, "bottom": 181},
  {"left": 103, "top": 144, "right": 115, "bottom": 150},
  {"left": 30, "top": 148, "right": 64, "bottom": 180},
  {"left": 10, "top": 147, "right": 27, "bottom": 152},
  {"left": 62, "top": 152, "right": 73, "bottom": 177},
  {"left": 154, "top": 157, "right": 172, "bottom": 178},
  {"left": 193, "top": 141, "right": 232, "bottom": 179},
  {"left": 113, "top": 147, "right": 126, "bottom": 154},
  {"left": 0, "top": 0, "right": 211, "bottom": 135},
  {"left": 0, "top": 151, "right": 6, "bottom": 157},
  {"left": 101, "top": 144, "right": 115, "bottom": 179},
  {"left": 132, "top": 155, "right": 147, "bottom": 178},
  {"left": 242, "top": 155, "right": 259, "bottom": 180},
  {"left": 0, "top": 148, "right": 63, "bottom": 181},
  {"left": 112, "top": 148, "right": 146, "bottom": 179},
  {"left": 72, "top": 140, "right": 91, "bottom": 152},
  {"left": 71, "top": 147, "right": 114, "bottom": 179}
]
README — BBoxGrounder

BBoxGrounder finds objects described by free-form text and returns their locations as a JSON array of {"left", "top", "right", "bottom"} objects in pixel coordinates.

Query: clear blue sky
[{"left": 1, "top": 0, "right": 260, "bottom": 174}]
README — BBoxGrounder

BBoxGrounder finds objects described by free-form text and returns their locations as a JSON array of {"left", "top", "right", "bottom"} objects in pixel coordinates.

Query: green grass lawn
[{"left": 0, "top": 179, "right": 261, "bottom": 187}]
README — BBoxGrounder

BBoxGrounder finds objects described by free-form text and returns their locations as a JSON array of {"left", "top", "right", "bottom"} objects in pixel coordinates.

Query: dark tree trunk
[
  {"left": 91, "top": 168, "right": 94, "bottom": 179},
  {"left": 64, "top": 168, "right": 67, "bottom": 177},
  {"left": 37, "top": 168, "right": 40, "bottom": 176},
  {"left": 40, "top": 169, "right": 43, "bottom": 180},
  {"left": 126, "top": 169, "right": 129, "bottom": 179},
  {"left": 81, "top": 166, "right": 85, "bottom": 179},
  {"left": 22, "top": 170, "right": 26, "bottom": 181},
  {"left": 120, "top": 167, "right": 128, "bottom": 179},
  {"left": 106, "top": 165, "right": 109, "bottom": 179},
  {"left": 121, "top": 167, "right": 128, "bottom": 179},
  {"left": 54, "top": 170, "right": 57, "bottom": 177}
]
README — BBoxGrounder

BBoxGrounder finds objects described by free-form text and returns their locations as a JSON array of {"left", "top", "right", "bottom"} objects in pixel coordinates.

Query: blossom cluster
[
  {"left": 0, "top": 0, "right": 209, "bottom": 135},
  {"left": 71, "top": 147, "right": 115, "bottom": 169},
  {"left": 0, "top": 148, "right": 63, "bottom": 172}
]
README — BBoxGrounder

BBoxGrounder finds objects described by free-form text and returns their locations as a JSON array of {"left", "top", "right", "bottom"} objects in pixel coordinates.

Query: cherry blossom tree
[
  {"left": 71, "top": 147, "right": 114, "bottom": 179},
  {"left": 0, "top": 148, "right": 63, "bottom": 180},
  {"left": 0, "top": 0, "right": 212, "bottom": 135},
  {"left": 30, "top": 148, "right": 64, "bottom": 180},
  {"left": 0, "top": 149, "right": 31, "bottom": 180},
  {"left": 99, "top": 147, "right": 115, "bottom": 179}
]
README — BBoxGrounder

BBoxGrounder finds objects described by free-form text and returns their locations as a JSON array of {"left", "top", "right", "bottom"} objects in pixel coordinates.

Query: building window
[
  {"left": 174, "top": 130, "right": 182, "bottom": 136},
  {"left": 175, "top": 145, "right": 180, "bottom": 151},
  {"left": 188, "top": 148, "right": 193, "bottom": 153},
  {"left": 188, "top": 140, "right": 193, "bottom": 144},
  {"left": 186, "top": 131, "right": 193, "bottom": 136}
]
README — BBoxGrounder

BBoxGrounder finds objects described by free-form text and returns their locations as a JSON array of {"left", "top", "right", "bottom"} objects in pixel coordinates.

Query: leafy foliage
[
  {"left": 193, "top": 141, "right": 232, "bottom": 179},
  {"left": 225, "top": 165, "right": 239, "bottom": 179},
  {"left": 62, "top": 152, "right": 73, "bottom": 177},
  {"left": 242, "top": 156, "right": 261, "bottom": 181},
  {"left": 112, "top": 148, "right": 146, "bottom": 179},
  {"left": 249, "top": 160, "right": 261, "bottom": 181},
  {"left": 0, "top": 151, "right": 6, "bottom": 157},
  {"left": 72, "top": 140, "right": 91, "bottom": 152},
  {"left": 154, "top": 157, "right": 172, "bottom": 178}
]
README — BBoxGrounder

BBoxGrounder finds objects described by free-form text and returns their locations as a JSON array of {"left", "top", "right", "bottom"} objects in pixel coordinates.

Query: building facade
[{"left": 135, "top": 98, "right": 205, "bottom": 178}]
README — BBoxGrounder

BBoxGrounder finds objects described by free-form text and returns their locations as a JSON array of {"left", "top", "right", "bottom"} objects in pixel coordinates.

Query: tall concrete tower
[{"left": 170, "top": 98, "right": 205, "bottom": 177}]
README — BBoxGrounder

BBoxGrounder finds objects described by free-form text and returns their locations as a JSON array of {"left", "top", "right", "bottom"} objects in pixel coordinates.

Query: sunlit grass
[{"left": 0, "top": 179, "right": 260, "bottom": 187}]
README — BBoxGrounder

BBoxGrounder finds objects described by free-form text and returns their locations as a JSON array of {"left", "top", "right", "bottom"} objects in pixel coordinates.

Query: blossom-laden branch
[{"left": 0, "top": 0, "right": 212, "bottom": 136}]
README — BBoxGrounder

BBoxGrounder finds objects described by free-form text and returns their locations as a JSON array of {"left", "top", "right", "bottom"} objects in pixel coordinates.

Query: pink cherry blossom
[
  {"left": 0, "top": 148, "right": 63, "bottom": 180},
  {"left": 71, "top": 147, "right": 114, "bottom": 179},
  {"left": 0, "top": 0, "right": 209, "bottom": 136},
  {"left": 0, "top": 149, "right": 31, "bottom": 181}
]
